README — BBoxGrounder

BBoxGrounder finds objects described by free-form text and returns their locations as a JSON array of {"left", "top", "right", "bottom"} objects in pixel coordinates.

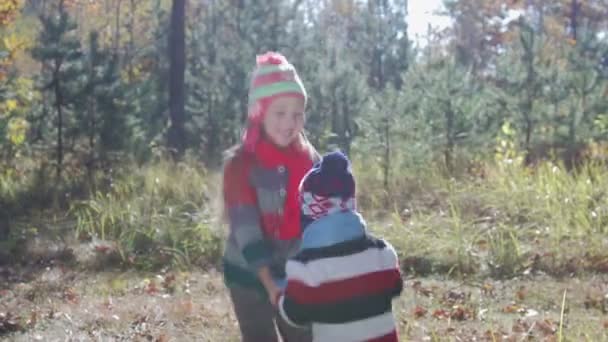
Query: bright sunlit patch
[{"left": 408, "top": 0, "right": 452, "bottom": 43}]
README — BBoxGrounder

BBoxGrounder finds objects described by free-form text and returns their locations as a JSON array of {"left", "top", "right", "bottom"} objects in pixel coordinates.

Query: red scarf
[{"left": 255, "top": 138, "right": 313, "bottom": 240}]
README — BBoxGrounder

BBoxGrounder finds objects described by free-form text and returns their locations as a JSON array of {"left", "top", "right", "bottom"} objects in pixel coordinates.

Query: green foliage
[
  {"left": 69, "top": 156, "right": 222, "bottom": 270},
  {"left": 364, "top": 156, "right": 608, "bottom": 278},
  {"left": 0, "top": 0, "right": 608, "bottom": 276}
]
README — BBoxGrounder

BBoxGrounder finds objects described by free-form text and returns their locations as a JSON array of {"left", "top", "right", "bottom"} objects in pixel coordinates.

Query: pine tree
[
  {"left": 31, "top": 0, "right": 83, "bottom": 180},
  {"left": 122, "top": 0, "right": 170, "bottom": 163},
  {"left": 167, "top": 0, "right": 186, "bottom": 159},
  {"left": 412, "top": 56, "right": 489, "bottom": 173},
  {"left": 71, "top": 30, "right": 128, "bottom": 179}
]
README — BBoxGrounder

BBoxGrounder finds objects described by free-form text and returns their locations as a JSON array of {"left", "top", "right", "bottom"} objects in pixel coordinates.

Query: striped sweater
[
  {"left": 222, "top": 147, "right": 318, "bottom": 294},
  {"left": 278, "top": 211, "right": 403, "bottom": 342}
]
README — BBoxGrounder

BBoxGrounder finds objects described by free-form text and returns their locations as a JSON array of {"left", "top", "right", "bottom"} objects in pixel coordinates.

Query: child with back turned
[{"left": 278, "top": 151, "right": 404, "bottom": 342}]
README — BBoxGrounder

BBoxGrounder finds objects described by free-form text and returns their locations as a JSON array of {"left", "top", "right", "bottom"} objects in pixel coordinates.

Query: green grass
[
  {"left": 353, "top": 156, "right": 608, "bottom": 279},
  {"left": 68, "top": 156, "right": 223, "bottom": 270},
  {"left": 3, "top": 151, "right": 607, "bottom": 277}
]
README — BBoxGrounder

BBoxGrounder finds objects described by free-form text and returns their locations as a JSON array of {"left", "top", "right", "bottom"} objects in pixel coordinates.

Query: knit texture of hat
[
  {"left": 242, "top": 52, "right": 307, "bottom": 152},
  {"left": 299, "top": 151, "right": 356, "bottom": 223}
]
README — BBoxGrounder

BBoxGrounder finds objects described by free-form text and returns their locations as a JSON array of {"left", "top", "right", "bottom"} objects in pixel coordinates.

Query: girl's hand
[
  {"left": 267, "top": 285, "right": 282, "bottom": 308},
  {"left": 257, "top": 266, "right": 281, "bottom": 307}
]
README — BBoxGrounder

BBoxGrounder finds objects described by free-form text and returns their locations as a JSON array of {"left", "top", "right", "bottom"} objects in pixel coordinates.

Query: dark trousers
[{"left": 229, "top": 286, "right": 312, "bottom": 342}]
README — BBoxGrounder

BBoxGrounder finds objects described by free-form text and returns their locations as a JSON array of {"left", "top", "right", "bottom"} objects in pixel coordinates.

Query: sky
[{"left": 407, "top": 0, "right": 452, "bottom": 42}]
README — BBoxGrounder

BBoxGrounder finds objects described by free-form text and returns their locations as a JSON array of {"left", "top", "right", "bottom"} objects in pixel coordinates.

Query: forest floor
[{"left": 1, "top": 220, "right": 607, "bottom": 342}]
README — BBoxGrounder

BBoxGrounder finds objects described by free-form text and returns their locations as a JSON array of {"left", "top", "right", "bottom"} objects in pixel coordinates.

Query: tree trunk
[
  {"left": 382, "top": 115, "right": 391, "bottom": 190},
  {"left": 53, "top": 63, "right": 63, "bottom": 180},
  {"left": 127, "top": 0, "right": 136, "bottom": 82},
  {"left": 570, "top": 0, "right": 578, "bottom": 41},
  {"left": 87, "top": 48, "right": 97, "bottom": 183},
  {"left": 342, "top": 90, "right": 352, "bottom": 156},
  {"left": 270, "top": 2, "right": 279, "bottom": 50},
  {"left": 113, "top": 0, "right": 122, "bottom": 58},
  {"left": 167, "top": 0, "right": 186, "bottom": 159},
  {"left": 523, "top": 32, "right": 535, "bottom": 153},
  {"left": 445, "top": 103, "right": 454, "bottom": 175}
]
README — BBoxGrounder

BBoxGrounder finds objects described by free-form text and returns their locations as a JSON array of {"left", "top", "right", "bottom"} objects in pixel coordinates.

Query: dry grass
[
  {"left": 1, "top": 267, "right": 241, "bottom": 342},
  {"left": 2, "top": 264, "right": 607, "bottom": 341}
]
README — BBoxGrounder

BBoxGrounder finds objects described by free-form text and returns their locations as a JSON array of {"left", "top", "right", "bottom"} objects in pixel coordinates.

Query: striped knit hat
[
  {"left": 242, "top": 52, "right": 307, "bottom": 152},
  {"left": 299, "top": 151, "right": 356, "bottom": 225}
]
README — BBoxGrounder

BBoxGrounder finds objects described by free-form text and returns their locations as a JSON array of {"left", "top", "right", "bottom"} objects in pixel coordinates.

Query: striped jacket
[
  {"left": 222, "top": 147, "right": 318, "bottom": 294},
  {"left": 279, "top": 211, "right": 403, "bottom": 342}
]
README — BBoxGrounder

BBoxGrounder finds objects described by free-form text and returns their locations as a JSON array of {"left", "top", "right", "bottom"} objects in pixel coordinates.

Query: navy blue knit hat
[{"left": 299, "top": 151, "right": 356, "bottom": 222}]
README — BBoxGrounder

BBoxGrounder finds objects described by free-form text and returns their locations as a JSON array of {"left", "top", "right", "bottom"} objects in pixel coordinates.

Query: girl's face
[{"left": 262, "top": 96, "right": 305, "bottom": 148}]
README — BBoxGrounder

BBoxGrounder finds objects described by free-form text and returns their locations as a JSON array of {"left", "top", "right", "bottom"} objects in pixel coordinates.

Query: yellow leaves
[
  {"left": 4, "top": 98, "right": 17, "bottom": 111},
  {"left": 0, "top": 0, "right": 21, "bottom": 26},
  {"left": 7, "top": 116, "right": 28, "bottom": 146},
  {"left": 3, "top": 35, "right": 17, "bottom": 52},
  {"left": 1, "top": 33, "right": 31, "bottom": 56},
  {"left": 495, "top": 121, "right": 524, "bottom": 167},
  {"left": 0, "top": 76, "right": 35, "bottom": 146}
]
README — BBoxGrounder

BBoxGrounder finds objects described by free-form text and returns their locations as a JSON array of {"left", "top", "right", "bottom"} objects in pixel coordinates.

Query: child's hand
[
  {"left": 257, "top": 267, "right": 283, "bottom": 307},
  {"left": 267, "top": 284, "right": 282, "bottom": 308}
]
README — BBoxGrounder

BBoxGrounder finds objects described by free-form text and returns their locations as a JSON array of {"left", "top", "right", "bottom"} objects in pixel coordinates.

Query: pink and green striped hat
[{"left": 242, "top": 52, "right": 307, "bottom": 152}]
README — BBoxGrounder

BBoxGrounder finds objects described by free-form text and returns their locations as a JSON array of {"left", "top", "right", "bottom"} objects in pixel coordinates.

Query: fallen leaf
[
  {"left": 162, "top": 273, "right": 176, "bottom": 293},
  {"left": 588, "top": 256, "right": 608, "bottom": 273},
  {"left": 584, "top": 289, "right": 606, "bottom": 312},
  {"left": 26, "top": 310, "right": 37, "bottom": 327},
  {"left": 482, "top": 282, "right": 494, "bottom": 297},
  {"left": 413, "top": 306, "right": 427, "bottom": 318},
  {"left": 145, "top": 280, "right": 158, "bottom": 295},
  {"left": 63, "top": 287, "right": 79, "bottom": 304},
  {"left": 412, "top": 281, "right": 433, "bottom": 297},
  {"left": 536, "top": 319, "right": 556, "bottom": 336},
  {"left": 94, "top": 244, "right": 112, "bottom": 254},
  {"left": 450, "top": 305, "right": 472, "bottom": 321},
  {"left": 503, "top": 304, "right": 522, "bottom": 313},
  {"left": 173, "top": 299, "right": 193, "bottom": 317},
  {"left": 156, "top": 333, "right": 169, "bottom": 342},
  {"left": 512, "top": 319, "right": 530, "bottom": 333},
  {"left": 442, "top": 289, "right": 468, "bottom": 305},
  {"left": 432, "top": 309, "right": 450, "bottom": 320},
  {"left": 484, "top": 329, "right": 502, "bottom": 341},
  {"left": 476, "top": 239, "right": 489, "bottom": 251},
  {"left": 132, "top": 314, "right": 149, "bottom": 326},
  {"left": 516, "top": 286, "right": 526, "bottom": 301}
]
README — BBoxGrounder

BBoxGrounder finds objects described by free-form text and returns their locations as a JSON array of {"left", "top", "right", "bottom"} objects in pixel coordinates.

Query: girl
[{"left": 222, "top": 52, "right": 317, "bottom": 342}]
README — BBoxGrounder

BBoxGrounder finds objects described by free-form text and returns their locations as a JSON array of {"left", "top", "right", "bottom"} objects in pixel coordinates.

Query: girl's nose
[{"left": 288, "top": 113, "right": 299, "bottom": 127}]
